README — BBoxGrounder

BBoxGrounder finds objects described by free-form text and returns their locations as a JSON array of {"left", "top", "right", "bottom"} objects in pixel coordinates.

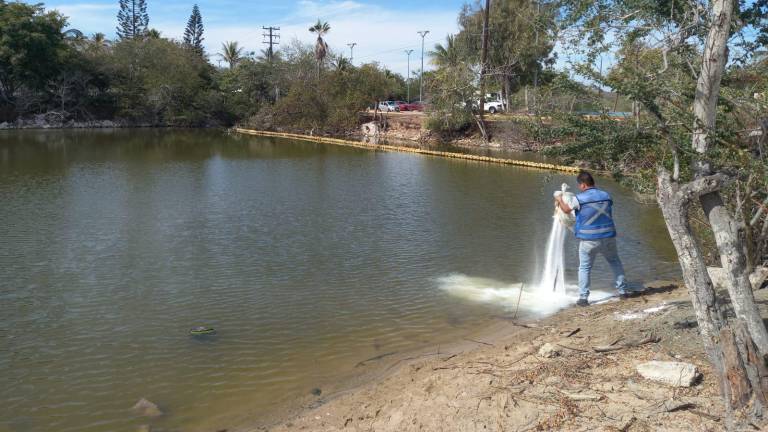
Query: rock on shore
[{"left": 636, "top": 361, "right": 698, "bottom": 387}]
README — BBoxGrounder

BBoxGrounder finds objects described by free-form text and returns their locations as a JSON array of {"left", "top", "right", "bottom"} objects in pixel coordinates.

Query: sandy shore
[{"left": 245, "top": 280, "right": 760, "bottom": 432}]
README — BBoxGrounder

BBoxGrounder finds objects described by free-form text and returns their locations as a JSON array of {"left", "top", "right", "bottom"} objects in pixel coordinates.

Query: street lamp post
[
  {"left": 417, "top": 30, "right": 429, "bottom": 103},
  {"left": 405, "top": 49, "right": 413, "bottom": 102},
  {"left": 347, "top": 42, "right": 357, "bottom": 64}
]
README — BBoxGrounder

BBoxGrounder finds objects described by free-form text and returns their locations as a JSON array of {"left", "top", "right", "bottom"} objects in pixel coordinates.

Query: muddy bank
[
  {"left": 356, "top": 112, "right": 541, "bottom": 152},
  {"left": 0, "top": 114, "right": 223, "bottom": 130},
  {"left": 247, "top": 280, "right": 768, "bottom": 432}
]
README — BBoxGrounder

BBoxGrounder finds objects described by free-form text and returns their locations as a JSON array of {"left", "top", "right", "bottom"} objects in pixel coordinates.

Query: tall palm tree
[
  {"left": 309, "top": 20, "right": 331, "bottom": 79},
  {"left": 430, "top": 35, "right": 460, "bottom": 68},
  {"left": 219, "top": 41, "right": 243, "bottom": 69}
]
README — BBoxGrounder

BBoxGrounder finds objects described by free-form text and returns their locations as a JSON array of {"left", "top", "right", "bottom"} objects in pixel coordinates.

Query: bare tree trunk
[
  {"left": 654, "top": 0, "right": 768, "bottom": 424},
  {"left": 686, "top": 0, "right": 768, "bottom": 356},
  {"left": 478, "top": 0, "right": 491, "bottom": 143},
  {"left": 702, "top": 192, "right": 768, "bottom": 357},
  {"left": 691, "top": 0, "right": 732, "bottom": 155},
  {"left": 657, "top": 171, "right": 728, "bottom": 349},
  {"left": 524, "top": 86, "right": 529, "bottom": 112},
  {"left": 657, "top": 170, "right": 768, "bottom": 424}
]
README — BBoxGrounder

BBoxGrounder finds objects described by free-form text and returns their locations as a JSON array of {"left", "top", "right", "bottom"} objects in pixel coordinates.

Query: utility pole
[
  {"left": 417, "top": 30, "right": 429, "bottom": 102},
  {"left": 262, "top": 26, "right": 280, "bottom": 61},
  {"left": 347, "top": 42, "right": 357, "bottom": 64},
  {"left": 405, "top": 49, "right": 413, "bottom": 102},
  {"left": 478, "top": 0, "right": 491, "bottom": 142}
]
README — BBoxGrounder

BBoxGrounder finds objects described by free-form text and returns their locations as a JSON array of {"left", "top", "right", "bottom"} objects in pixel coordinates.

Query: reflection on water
[{"left": 0, "top": 129, "right": 679, "bottom": 432}]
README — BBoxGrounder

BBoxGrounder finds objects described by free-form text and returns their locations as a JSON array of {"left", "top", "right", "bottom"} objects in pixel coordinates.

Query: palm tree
[
  {"left": 92, "top": 33, "right": 109, "bottom": 47},
  {"left": 430, "top": 35, "right": 460, "bottom": 68},
  {"left": 331, "top": 55, "right": 351, "bottom": 72},
  {"left": 88, "top": 33, "right": 111, "bottom": 52},
  {"left": 309, "top": 19, "right": 331, "bottom": 79},
  {"left": 219, "top": 41, "right": 243, "bottom": 69}
]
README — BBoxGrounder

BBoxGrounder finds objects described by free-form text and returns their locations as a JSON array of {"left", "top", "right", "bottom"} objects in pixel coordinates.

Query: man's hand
[{"left": 555, "top": 194, "right": 573, "bottom": 214}]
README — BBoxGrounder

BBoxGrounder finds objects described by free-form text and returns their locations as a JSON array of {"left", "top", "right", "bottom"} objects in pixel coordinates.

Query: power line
[
  {"left": 352, "top": 36, "right": 441, "bottom": 62},
  {"left": 262, "top": 26, "right": 280, "bottom": 61}
]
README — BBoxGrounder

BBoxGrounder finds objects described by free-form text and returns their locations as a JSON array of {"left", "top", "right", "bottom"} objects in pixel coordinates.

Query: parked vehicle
[
  {"left": 407, "top": 101, "right": 425, "bottom": 111},
  {"left": 484, "top": 99, "right": 505, "bottom": 114},
  {"left": 377, "top": 101, "right": 398, "bottom": 112},
  {"left": 394, "top": 101, "right": 409, "bottom": 111}
]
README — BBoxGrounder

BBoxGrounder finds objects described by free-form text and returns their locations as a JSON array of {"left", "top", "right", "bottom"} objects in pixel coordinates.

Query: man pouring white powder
[{"left": 554, "top": 171, "right": 636, "bottom": 306}]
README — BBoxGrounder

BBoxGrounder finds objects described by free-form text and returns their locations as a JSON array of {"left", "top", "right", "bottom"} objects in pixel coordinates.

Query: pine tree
[
  {"left": 183, "top": 4, "right": 204, "bottom": 56},
  {"left": 116, "top": 0, "right": 149, "bottom": 40}
]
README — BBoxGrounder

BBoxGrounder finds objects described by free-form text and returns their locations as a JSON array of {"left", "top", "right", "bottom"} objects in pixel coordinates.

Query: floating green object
[{"left": 190, "top": 326, "right": 216, "bottom": 335}]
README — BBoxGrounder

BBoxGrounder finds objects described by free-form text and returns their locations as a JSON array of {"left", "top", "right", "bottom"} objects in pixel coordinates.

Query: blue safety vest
[{"left": 574, "top": 188, "right": 616, "bottom": 240}]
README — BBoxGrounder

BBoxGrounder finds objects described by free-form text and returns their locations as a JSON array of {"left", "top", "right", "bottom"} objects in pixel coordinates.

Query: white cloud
[
  {"left": 53, "top": 3, "right": 116, "bottom": 34},
  {"left": 294, "top": 0, "right": 366, "bottom": 18}
]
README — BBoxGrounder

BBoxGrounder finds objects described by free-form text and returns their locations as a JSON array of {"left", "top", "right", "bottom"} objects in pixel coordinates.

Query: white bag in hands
[{"left": 554, "top": 183, "right": 576, "bottom": 232}]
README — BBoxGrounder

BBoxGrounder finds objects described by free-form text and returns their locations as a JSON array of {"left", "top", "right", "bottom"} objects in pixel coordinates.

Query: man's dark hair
[{"left": 577, "top": 171, "right": 595, "bottom": 186}]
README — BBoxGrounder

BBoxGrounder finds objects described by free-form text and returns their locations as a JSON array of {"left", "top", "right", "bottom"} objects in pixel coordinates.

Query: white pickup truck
[{"left": 483, "top": 99, "right": 505, "bottom": 114}]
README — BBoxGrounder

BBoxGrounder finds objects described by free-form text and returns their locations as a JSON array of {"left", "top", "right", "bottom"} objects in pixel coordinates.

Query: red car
[
  {"left": 407, "top": 101, "right": 424, "bottom": 111},
  {"left": 394, "top": 101, "right": 409, "bottom": 111}
]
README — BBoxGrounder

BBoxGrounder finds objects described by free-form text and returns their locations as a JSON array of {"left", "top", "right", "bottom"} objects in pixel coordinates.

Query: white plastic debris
[{"left": 614, "top": 303, "right": 670, "bottom": 321}]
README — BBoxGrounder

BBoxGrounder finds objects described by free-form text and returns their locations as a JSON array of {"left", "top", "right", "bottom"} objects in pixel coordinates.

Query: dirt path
[{"left": 252, "top": 281, "right": 752, "bottom": 432}]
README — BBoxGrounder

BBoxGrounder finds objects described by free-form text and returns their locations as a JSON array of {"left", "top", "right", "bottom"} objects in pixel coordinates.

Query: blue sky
[{"left": 31, "top": 0, "right": 469, "bottom": 75}]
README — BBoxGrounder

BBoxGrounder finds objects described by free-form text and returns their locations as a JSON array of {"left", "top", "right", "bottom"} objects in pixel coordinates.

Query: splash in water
[{"left": 437, "top": 185, "right": 613, "bottom": 317}]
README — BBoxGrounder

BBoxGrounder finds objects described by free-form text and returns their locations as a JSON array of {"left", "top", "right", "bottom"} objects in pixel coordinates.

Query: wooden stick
[{"left": 513, "top": 283, "right": 525, "bottom": 319}]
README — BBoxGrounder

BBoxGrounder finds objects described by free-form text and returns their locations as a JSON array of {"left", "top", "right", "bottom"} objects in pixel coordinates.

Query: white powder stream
[
  {"left": 536, "top": 215, "right": 569, "bottom": 296},
  {"left": 438, "top": 187, "right": 612, "bottom": 317}
]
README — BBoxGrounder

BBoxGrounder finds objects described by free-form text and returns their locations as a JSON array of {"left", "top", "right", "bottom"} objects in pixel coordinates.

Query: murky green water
[{"left": 0, "top": 129, "right": 679, "bottom": 432}]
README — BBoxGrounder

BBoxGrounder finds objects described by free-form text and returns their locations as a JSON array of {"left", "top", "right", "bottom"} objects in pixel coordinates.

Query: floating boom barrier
[{"left": 234, "top": 128, "right": 581, "bottom": 174}]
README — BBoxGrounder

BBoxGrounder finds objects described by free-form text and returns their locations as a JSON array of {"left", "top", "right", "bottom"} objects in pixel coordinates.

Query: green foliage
[
  {"left": 0, "top": 1, "right": 68, "bottom": 118},
  {"left": 539, "top": 114, "right": 664, "bottom": 190},
  {"left": 117, "top": 0, "right": 149, "bottom": 40},
  {"left": 254, "top": 60, "right": 404, "bottom": 133},
  {"left": 424, "top": 63, "right": 477, "bottom": 137},
  {"left": 218, "top": 41, "right": 242, "bottom": 69},
  {"left": 183, "top": 4, "right": 204, "bottom": 57},
  {"left": 107, "top": 37, "right": 219, "bottom": 125},
  {"left": 455, "top": 0, "right": 557, "bottom": 92}
]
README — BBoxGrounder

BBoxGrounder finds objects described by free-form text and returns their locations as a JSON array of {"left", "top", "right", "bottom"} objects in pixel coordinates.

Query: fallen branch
[
  {"left": 464, "top": 338, "right": 494, "bottom": 347},
  {"left": 558, "top": 389, "right": 604, "bottom": 401},
  {"left": 355, "top": 351, "right": 398, "bottom": 367},
  {"left": 593, "top": 335, "right": 661, "bottom": 353},
  {"left": 689, "top": 409, "right": 720, "bottom": 422},
  {"left": 563, "top": 327, "right": 581, "bottom": 337},
  {"left": 556, "top": 343, "right": 589, "bottom": 353}
]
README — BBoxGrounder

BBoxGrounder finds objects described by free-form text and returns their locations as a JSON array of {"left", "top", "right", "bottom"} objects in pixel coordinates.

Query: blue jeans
[{"left": 578, "top": 238, "right": 627, "bottom": 299}]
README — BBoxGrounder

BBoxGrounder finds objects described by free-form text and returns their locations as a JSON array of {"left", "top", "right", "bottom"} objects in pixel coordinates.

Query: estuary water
[{"left": 0, "top": 129, "right": 679, "bottom": 431}]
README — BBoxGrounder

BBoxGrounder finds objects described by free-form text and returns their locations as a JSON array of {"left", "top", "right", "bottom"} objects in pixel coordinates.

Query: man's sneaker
[{"left": 576, "top": 298, "right": 589, "bottom": 307}]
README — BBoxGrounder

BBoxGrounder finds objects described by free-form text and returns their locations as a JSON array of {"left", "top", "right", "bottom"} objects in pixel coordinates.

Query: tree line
[{"left": 0, "top": 0, "right": 410, "bottom": 129}]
